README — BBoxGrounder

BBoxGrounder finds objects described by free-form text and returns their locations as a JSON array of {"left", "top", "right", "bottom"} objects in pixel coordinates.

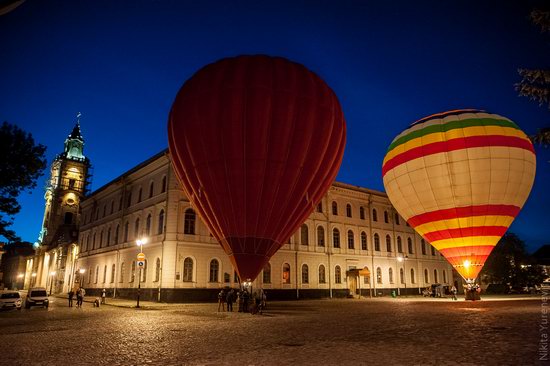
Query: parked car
[
  {"left": 25, "top": 287, "right": 49, "bottom": 309},
  {"left": 0, "top": 291, "right": 22, "bottom": 310}
]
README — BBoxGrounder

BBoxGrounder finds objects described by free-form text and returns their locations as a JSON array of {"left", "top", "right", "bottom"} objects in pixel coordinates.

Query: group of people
[
  {"left": 218, "top": 288, "right": 266, "bottom": 314},
  {"left": 67, "top": 287, "right": 85, "bottom": 307}
]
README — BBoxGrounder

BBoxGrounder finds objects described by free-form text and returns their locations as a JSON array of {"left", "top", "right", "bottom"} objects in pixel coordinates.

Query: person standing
[
  {"left": 226, "top": 289, "right": 234, "bottom": 312},
  {"left": 101, "top": 289, "right": 106, "bottom": 304},
  {"left": 68, "top": 289, "right": 74, "bottom": 307},
  {"left": 451, "top": 285, "right": 458, "bottom": 301},
  {"left": 217, "top": 289, "right": 226, "bottom": 312},
  {"left": 76, "top": 288, "right": 83, "bottom": 308}
]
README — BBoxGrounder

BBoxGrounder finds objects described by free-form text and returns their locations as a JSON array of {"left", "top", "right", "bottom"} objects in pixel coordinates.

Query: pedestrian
[
  {"left": 451, "top": 285, "right": 457, "bottom": 301},
  {"left": 101, "top": 288, "right": 106, "bottom": 304},
  {"left": 226, "top": 289, "right": 234, "bottom": 312},
  {"left": 217, "top": 289, "right": 226, "bottom": 312},
  {"left": 76, "top": 287, "right": 83, "bottom": 308},
  {"left": 242, "top": 289, "right": 249, "bottom": 313},
  {"left": 68, "top": 289, "right": 74, "bottom": 307}
]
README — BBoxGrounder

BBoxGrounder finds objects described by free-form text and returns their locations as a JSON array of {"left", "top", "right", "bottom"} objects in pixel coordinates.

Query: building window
[
  {"left": 124, "top": 222, "right": 129, "bottom": 242},
  {"left": 184, "top": 208, "right": 196, "bottom": 235},
  {"left": 103, "top": 265, "right": 107, "bottom": 283},
  {"left": 111, "top": 264, "right": 116, "bottom": 283},
  {"left": 332, "top": 201, "right": 338, "bottom": 215},
  {"left": 333, "top": 228, "right": 340, "bottom": 248},
  {"left": 400, "top": 268, "right": 404, "bottom": 284},
  {"left": 149, "top": 182, "right": 154, "bottom": 198},
  {"left": 372, "top": 209, "right": 378, "bottom": 222},
  {"left": 120, "top": 262, "right": 125, "bottom": 283},
  {"left": 443, "top": 270, "right": 447, "bottom": 283},
  {"left": 114, "top": 225, "right": 119, "bottom": 244},
  {"left": 95, "top": 266, "right": 99, "bottom": 284},
  {"left": 183, "top": 257, "right": 193, "bottom": 282},
  {"left": 88, "top": 267, "right": 91, "bottom": 284},
  {"left": 300, "top": 224, "right": 309, "bottom": 245},
  {"left": 407, "top": 238, "right": 413, "bottom": 254},
  {"left": 360, "top": 207, "right": 365, "bottom": 220},
  {"left": 301, "top": 264, "right": 309, "bottom": 284},
  {"left": 395, "top": 213, "right": 400, "bottom": 225},
  {"left": 431, "top": 245, "right": 436, "bottom": 256},
  {"left": 86, "top": 235, "right": 90, "bottom": 252},
  {"left": 102, "top": 205, "right": 106, "bottom": 218},
  {"left": 317, "top": 226, "right": 325, "bottom": 247},
  {"left": 130, "top": 261, "right": 136, "bottom": 283},
  {"left": 223, "top": 273, "right": 230, "bottom": 283},
  {"left": 282, "top": 263, "right": 291, "bottom": 284},
  {"left": 158, "top": 210, "right": 165, "bottom": 234},
  {"left": 319, "top": 265, "right": 326, "bottom": 284},
  {"left": 138, "top": 188, "right": 142, "bottom": 203},
  {"left": 161, "top": 176, "right": 167, "bottom": 193},
  {"left": 146, "top": 214, "right": 152, "bottom": 236},
  {"left": 99, "top": 230, "right": 103, "bottom": 248},
  {"left": 110, "top": 200, "right": 114, "bottom": 215},
  {"left": 361, "top": 231, "right": 368, "bottom": 250},
  {"left": 433, "top": 269, "right": 438, "bottom": 283},
  {"left": 317, "top": 202, "right": 323, "bottom": 213},
  {"left": 376, "top": 267, "right": 382, "bottom": 284},
  {"left": 424, "top": 269, "right": 429, "bottom": 284},
  {"left": 386, "top": 235, "right": 392, "bottom": 252},
  {"left": 154, "top": 258, "right": 161, "bottom": 282},
  {"left": 389, "top": 268, "right": 394, "bottom": 284},
  {"left": 397, "top": 236, "right": 402, "bottom": 253},
  {"left": 421, "top": 239, "right": 426, "bottom": 255},
  {"left": 411, "top": 268, "right": 416, "bottom": 284},
  {"left": 209, "top": 259, "right": 219, "bottom": 283},
  {"left": 335, "top": 265, "right": 342, "bottom": 284},
  {"left": 234, "top": 271, "right": 239, "bottom": 283},
  {"left": 141, "top": 260, "right": 147, "bottom": 282},
  {"left": 119, "top": 196, "right": 123, "bottom": 211},
  {"left": 384, "top": 211, "right": 389, "bottom": 223},
  {"left": 347, "top": 230, "right": 354, "bottom": 249},
  {"left": 127, "top": 191, "right": 132, "bottom": 208},
  {"left": 134, "top": 218, "right": 140, "bottom": 238},
  {"left": 374, "top": 233, "right": 380, "bottom": 251},
  {"left": 346, "top": 204, "right": 352, "bottom": 218},
  {"left": 92, "top": 233, "right": 96, "bottom": 250},
  {"left": 262, "top": 262, "right": 271, "bottom": 284},
  {"left": 107, "top": 228, "right": 111, "bottom": 246}
]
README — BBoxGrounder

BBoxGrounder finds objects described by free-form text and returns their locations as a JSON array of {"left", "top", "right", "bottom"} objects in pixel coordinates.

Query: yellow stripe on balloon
[
  {"left": 430, "top": 236, "right": 502, "bottom": 250},
  {"left": 383, "top": 126, "right": 529, "bottom": 165},
  {"left": 414, "top": 216, "right": 515, "bottom": 236}
]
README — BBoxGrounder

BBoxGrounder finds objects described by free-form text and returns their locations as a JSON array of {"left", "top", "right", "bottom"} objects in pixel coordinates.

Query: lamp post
[
  {"left": 49, "top": 271, "right": 57, "bottom": 295},
  {"left": 136, "top": 237, "right": 148, "bottom": 308}
]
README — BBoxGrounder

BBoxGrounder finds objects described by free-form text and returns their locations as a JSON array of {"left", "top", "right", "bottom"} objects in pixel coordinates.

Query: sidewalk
[{"left": 53, "top": 294, "right": 207, "bottom": 310}]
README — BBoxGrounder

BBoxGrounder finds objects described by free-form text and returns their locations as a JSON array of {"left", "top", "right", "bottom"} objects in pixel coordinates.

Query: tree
[{"left": 0, "top": 122, "right": 46, "bottom": 242}]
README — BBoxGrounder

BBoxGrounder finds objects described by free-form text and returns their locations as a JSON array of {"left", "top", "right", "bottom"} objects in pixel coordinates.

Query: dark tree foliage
[
  {"left": 481, "top": 233, "right": 546, "bottom": 288},
  {"left": 516, "top": 9, "right": 550, "bottom": 146},
  {"left": 0, "top": 122, "right": 46, "bottom": 242}
]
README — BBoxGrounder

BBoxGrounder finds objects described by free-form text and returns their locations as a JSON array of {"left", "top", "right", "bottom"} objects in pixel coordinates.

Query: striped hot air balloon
[{"left": 382, "top": 109, "right": 536, "bottom": 282}]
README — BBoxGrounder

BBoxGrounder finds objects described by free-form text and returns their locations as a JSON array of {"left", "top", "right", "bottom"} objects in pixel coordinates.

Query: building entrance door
[{"left": 348, "top": 274, "right": 357, "bottom": 297}]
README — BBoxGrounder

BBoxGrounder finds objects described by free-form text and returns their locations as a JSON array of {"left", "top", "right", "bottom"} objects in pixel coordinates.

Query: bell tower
[{"left": 31, "top": 113, "right": 92, "bottom": 292}]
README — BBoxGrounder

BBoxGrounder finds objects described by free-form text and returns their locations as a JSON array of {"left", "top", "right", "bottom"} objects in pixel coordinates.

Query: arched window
[
  {"left": 300, "top": 224, "right": 309, "bottom": 245},
  {"left": 209, "top": 259, "right": 219, "bottom": 282},
  {"left": 183, "top": 257, "right": 193, "bottom": 282},
  {"left": 443, "top": 270, "right": 447, "bottom": 283},
  {"left": 301, "top": 264, "right": 309, "bottom": 284},
  {"left": 374, "top": 233, "right": 380, "bottom": 251},
  {"left": 127, "top": 191, "right": 132, "bottom": 208},
  {"left": 161, "top": 176, "right": 167, "bottom": 193},
  {"left": 319, "top": 265, "right": 326, "bottom": 284},
  {"left": 99, "top": 230, "right": 103, "bottom": 248},
  {"left": 134, "top": 218, "right": 140, "bottom": 237},
  {"left": 360, "top": 207, "right": 365, "bottom": 220},
  {"left": 400, "top": 268, "right": 405, "bottom": 284},
  {"left": 95, "top": 266, "right": 99, "bottom": 284},
  {"left": 184, "top": 208, "right": 196, "bottom": 235},
  {"left": 433, "top": 269, "right": 438, "bottom": 283},
  {"left": 119, "top": 195, "right": 123, "bottom": 211},
  {"left": 138, "top": 188, "right": 142, "bottom": 203},
  {"left": 262, "top": 262, "right": 271, "bottom": 284},
  {"left": 158, "top": 209, "right": 165, "bottom": 235},
  {"left": 389, "top": 268, "right": 394, "bottom": 283},
  {"left": 335, "top": 265, "right": 342, "bottom": 284},
  {"left": 407, "top": 238, "right": 413, "bottom": 254},
  {"left": 376, "top": 267, "right": 382, "bottom": 284},
  {"left": 130, "top": 261, "right": 136, "bottom": 283},
  {"left": 107, "top": 227, "right": 111, "bottom": 246},
  {"left": 149, "top": 182, "right": 154, "bottom": 198},
  {"left": 386, "top": 235, "right": 392, "bottom": 252},
  {"left": 103, "top": 265, "right": 107, "bottom": 283},
  {"left": 92, "top": 233, "right": 97, "bottom": 250},
  {"left": 332, "top": 201, "right": 338, "bottom": 215},
  {"left": 85, "top": 235, "right": 90, "bottom": 252},
  {"left": 361, "top": 231, "right": 368, "bottom": 250},
  {"left": 384, "top": 211, "right": 389, "bottom": 223},
  {"left": 347, "top": 230, "right": 354, "bottom": 249},
  {"left": 372, "top": 209, "right": 378, "bottom": 222},
  {"left": 141, "top": 259, "right": 147, "bottom": 282},
  {"left": 88, "top": 267, "right": 92, "bottom": 284},
  {"left": 155, "top": 258, "right": 161, "bottom": 282},
  {"left": 317, "top": 226, "right": 325, "bottom": 247},
  {"left": 111, "top": 264, "right": 116, "bottom": 283},
  {"left": 110, "top": 200, "right": 114, "bottom": 214},
  {"left": 119, "top": 262, "right": 125, "bottom": 283},
  {"left": 421, "top": 239, "right": 426, "bottom": 255},
  {"left": 397, "top": 236, "right": 402, "bottom": 253},
  {"left": 317, "top": 202, "right": 323, "bottom": 213},
  {"left": 282, "top": 263, "right": 291, "bottom": 284},
  {"left": 124, "top": 222, "right": 129, "bottom": 242},
  {"left": 146, "top": 214, "right": 152, "bottom": 236},
  {"left": 411, "top": 268, "right": 416, "bottom": 284},
  {"left": 346, "top": 204, "right": 352, "bottom": 218},
  {"left": 424, "top": 269, "right": 429, "bottom": 284},
  {"left": 332, "top": 228, "right": 340, "bottom": 248},
  {"left": 395, "top": 213, "right": 400, "bottom": 225},
  {"left": 431, "top": 245, "right": 436, "bottom": 256}
]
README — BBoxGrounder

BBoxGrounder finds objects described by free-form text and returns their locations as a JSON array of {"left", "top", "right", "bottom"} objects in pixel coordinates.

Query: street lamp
[
  {"left": 136, "top": 237, "right": 148, "bottom": 308},
  {"left": 49, "top": 271, "right": 57, "bottom": 295},
  {"left": 78, "top": 268, "right": 86, "bottom": 288},
  {"left": 397, "top": 254, "right": 408, "bottom": 296}
]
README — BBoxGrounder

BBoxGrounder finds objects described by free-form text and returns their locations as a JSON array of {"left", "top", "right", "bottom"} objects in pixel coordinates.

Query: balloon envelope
[
  {"left": 382, "top": 109, "right": 536, "bottom": 281},
  {"left": 168, "top": 55, "right": 346, "bottom": 281}
]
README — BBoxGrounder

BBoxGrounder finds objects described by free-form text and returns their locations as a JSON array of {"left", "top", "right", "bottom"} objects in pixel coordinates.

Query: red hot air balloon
[{"left": 168, "top": 55, "right": 346, "bottom": 281}]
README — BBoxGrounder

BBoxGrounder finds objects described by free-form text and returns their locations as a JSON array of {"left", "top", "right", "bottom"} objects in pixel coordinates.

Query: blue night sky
[{"left": 1, "top": 0, "right": 549, "bottom": 252}]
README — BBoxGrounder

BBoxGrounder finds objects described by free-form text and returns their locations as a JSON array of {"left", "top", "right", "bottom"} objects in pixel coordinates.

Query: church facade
[{"left": 74, "top": 150, "right": 454, "bottom": 302}]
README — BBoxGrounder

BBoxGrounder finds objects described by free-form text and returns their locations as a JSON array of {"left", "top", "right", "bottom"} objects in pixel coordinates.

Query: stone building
[{"left": 76, "top": 150, "right": 453, "bottom": 302}]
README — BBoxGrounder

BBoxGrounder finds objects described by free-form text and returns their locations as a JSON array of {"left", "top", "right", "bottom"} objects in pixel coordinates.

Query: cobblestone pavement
[{"left": 0, "top": 296, "right": 544, "bottom": 366}]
